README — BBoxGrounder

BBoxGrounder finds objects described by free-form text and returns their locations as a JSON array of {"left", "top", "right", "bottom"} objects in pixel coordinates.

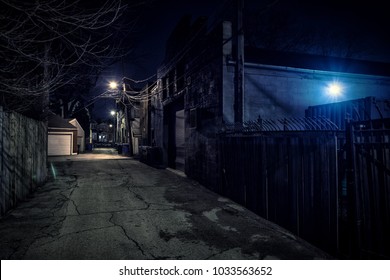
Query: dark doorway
[{"left": 163, "top": 96, "right": 185, "bottom": 171}]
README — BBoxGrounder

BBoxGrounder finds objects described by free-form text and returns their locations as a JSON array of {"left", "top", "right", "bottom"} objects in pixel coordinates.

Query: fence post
[
  {"left": 0, "top": 106, "right": 3, "bottom": 216},
  {"left": 345, "top": 120, "right": 362, "bottom": 258}
]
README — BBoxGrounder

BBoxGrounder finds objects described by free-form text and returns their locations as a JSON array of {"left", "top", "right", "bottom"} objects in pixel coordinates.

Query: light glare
[
  {"left": 109, "top": 81, "right": 118, "bottom": 89},
  {"left": 327, "top": 82, "right": 342, "bottom": 97}
]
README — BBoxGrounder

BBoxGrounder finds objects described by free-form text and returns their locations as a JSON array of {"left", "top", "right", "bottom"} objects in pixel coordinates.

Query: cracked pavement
[{"left": 0, "top": 148, "right": 331, "bottom": 260}]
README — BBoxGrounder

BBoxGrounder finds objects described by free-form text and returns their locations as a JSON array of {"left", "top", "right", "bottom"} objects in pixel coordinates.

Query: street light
[
  {"left": 110, "top": 110, "right": 116, "bottom": 144},
  {"left": 327, "top": 82, "right": 343, "bottom": 98},
  {"left": 108, "top": 78, "right": 135, "bottom": 156},
  {"left": 109, "top": 81, "right": 118, "bottom": 90}
]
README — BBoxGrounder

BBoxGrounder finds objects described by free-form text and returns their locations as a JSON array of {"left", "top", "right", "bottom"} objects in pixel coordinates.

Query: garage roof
[{"left": 48, "top": 114, "right": 77, "bottom": 130}]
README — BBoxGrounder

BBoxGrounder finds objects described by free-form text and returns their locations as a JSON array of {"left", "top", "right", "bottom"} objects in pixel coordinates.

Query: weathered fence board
[
  {"left": 0, "top": 107, "right": 47, "bottom": 217},
  {"left": 219, "top": 132, "right": 339, "bottom": 255},
  {"left": 348, "top": 121, "right": 390, "bottom": 258}
]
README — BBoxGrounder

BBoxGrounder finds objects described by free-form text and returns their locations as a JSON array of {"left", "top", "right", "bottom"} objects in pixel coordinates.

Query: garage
[
  {"left": 48, "top": 114, "right": 77, "bottom": 156},
  {"left": 48, "top": 134, "right": 72, "bottom": 156}
]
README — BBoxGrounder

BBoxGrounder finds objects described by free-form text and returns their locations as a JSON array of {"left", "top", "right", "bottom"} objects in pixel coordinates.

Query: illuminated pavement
[{"left": 0, "top": 148, "right": 331, "bottom": 260}]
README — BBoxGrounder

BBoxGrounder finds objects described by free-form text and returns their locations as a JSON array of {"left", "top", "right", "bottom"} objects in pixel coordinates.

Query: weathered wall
[
  {"left": 242, "top": 65, "right": 390, "bottom": 121},
  {"left": 185, "top": 53, "right": 222, "bottom": 189},
  {"left": 152, "top": 19, "right": 224, "bottom": 190},
  {"left": 69, "top": 119, "right": 85, "bottom": 152},
  {"left": 222, "top": 48, "right": 390, "bottom": 124},
  {"left": 183, "top": 23, "right": 224, "bottom": 190},
  {"left": 0, "top": 107, "right": 47, "bottom": 217}
]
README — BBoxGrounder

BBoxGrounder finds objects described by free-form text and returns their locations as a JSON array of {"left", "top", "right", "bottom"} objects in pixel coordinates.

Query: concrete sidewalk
[{"left": 0, "top": 149, "right": 331, "bottom": 259}]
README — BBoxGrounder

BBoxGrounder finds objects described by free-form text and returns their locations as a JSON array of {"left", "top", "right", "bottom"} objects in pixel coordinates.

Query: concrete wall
[
  {"left": 223, "top": 64, "right": 390, "bottom": 123},
  {"left": 241, "top": 65, "right": 390, "bottom": 121},
  {"left": 185, "top": 47, "right": 223, "bottom": 189},
  {"left": 69, "top": 119, "right": 85, "bottom": 152},
  {"left": 0, "top": 107, "right": 47, "bottom": 217}
]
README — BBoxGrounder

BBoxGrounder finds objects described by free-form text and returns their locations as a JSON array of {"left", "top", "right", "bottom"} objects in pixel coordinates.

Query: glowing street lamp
[
  {"left": 327, "top": 82, "right": 343, "bottom": 98},
  {"left": 110, "top": 110, "right": 116, "bottom": 144},
  {"left": 109, "top": 81, "right": 118, "bottom": 90}
]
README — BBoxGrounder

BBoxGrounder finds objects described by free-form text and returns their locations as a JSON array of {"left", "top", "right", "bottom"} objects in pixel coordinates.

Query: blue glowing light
[
  {"left": 327, "top": 82, "right": 343, "bottom": 97},
  {"left": 50, "top": 163, "right": 57, "bottom": 180}
]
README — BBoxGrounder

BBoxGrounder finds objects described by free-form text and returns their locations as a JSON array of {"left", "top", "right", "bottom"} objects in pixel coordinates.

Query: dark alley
[{"left": 0, "top": 149, "right": 329, "bottom": 260}]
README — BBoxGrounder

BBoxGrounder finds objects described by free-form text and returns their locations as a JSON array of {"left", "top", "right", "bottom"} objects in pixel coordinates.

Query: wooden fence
[
  {"left": 0, "top": 107, "right": 47, "bottom": 217},
  {"left": 345, "top": 120, "right": 390, "bottom": 258},
  {"left": 218, "top": 118, "right": 390, "bottom": 258},
  {"left": 219, "top": 132, "right": 339, "bottom": 255}
]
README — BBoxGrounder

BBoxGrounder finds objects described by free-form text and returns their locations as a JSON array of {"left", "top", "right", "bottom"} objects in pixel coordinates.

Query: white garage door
[{"left": 48, "top": 134, "right": 72, "bottom": 156}]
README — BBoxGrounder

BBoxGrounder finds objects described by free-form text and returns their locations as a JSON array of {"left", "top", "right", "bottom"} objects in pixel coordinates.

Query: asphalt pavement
[{"left": 0, "top": 148, "right": 331, "bottom": 259}]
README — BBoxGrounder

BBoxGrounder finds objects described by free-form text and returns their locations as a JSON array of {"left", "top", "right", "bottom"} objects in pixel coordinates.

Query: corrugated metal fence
[{"left": 0, "top": 106, "right": 48, "bottom": 217}]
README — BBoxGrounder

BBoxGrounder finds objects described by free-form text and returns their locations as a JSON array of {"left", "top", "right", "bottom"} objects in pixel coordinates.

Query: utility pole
[
  {"left": 234, "top": 0, "right": 245, "bottom": 123},
  {"left": 42, "top": 43, "right": 50, "bottom": 166},
  {"left": 122, "top": 80, "right": 134, "bottom": 156}
]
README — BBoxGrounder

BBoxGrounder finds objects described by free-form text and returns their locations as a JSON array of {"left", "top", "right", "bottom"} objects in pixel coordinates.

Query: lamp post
[
  {"left": 122, "top": 79, "right": 134, "bottom": 156},
  {"left": 110, "top": 110, "right": 116, "bottom": 145},
  {"left": 108, "top": 80, "right": 133, "bottom": 156},
  {"left": 108, "top": 81, "right": 119, "bottom": 147}
]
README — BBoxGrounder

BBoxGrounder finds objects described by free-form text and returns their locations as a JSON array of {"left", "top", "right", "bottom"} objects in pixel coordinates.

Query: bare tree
[{"left": 0, "top": 0, "right": 141, "bottom": 118}]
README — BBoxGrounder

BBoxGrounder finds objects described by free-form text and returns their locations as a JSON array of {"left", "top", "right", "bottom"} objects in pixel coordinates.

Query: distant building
[
  {"left": 68, "top": 118, "right": 85, "bottom": 152},
  {"left": 149, "top": 16, "right": 390, "bottom": 190},
  {"left": 90, "top": 120, "right": 114, "bottom": 146},
  {"left": 114, "top": 83, "right": 143, "bottom": 156},
  {"left": 48, "top": 114, "right": 78, "bottom": 156}
]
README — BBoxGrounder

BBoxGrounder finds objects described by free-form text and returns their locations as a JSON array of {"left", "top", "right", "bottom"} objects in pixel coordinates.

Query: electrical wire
[
  {"left": 118, "top": 0, "right": 235, "bottom": 105},
  {"left": 84, "top": 0, "right": 235, "bottom": 112}
]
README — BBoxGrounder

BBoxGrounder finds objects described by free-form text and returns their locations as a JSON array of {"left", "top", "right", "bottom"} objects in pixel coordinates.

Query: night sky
[
  {"left": 92, "top": 0, "right": 390, "bottom": 119},
  {"left": 124, "top": 0, "right": 390, "bottom": 75}
]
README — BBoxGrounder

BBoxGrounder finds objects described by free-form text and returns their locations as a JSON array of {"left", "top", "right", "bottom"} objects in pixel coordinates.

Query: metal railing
[{"left": 222, "top": 117, "right": 340, "bottom": 134}]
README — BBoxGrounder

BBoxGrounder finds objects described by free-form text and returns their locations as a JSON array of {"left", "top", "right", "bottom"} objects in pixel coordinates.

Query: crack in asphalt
[
  {"left": 126, "top": 186, "right": 151, "bottom": 210},
  {"left": 125, "top": 182, "right": 175, "bottom": 211},
  {"left": 70, "top": 199, "right": 81, "bottom": 215},
  {"left": 38, "top": 217, "right": 66, "bottom": 237},
  {"left": 6, "top": 240, "right": 22, "bottom": 260},
  {"left": 4, "top": 207, "right": 176, "bottom": 222},
  {"left": 25, "top": 225, "right": 118, "bottom": 250},
  {"left": 205, "top": 248, "right": 232, "bottom": 260},
  {"left": 64, "top": 180, "right": 81, "bottom": 215},
  {"left": 150, "top": 253, "right": 186, "bottom": 260},
  {"left": 15, "top": 174, "right": 82, "bottom": 258},
  {"left": 108, "top": 213, "right": 148, "bottom": 258},
  {"left": 2, "top": 163, "right": 169, "bottom": 260},
  {"left": 3, "top": 181, "right": 76, "bottom": 259}
]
